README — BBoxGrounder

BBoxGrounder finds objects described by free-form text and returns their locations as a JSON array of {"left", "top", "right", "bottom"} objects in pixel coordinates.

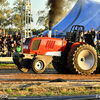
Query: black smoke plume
[{"left": 47, "top": 0, "right": 65, "bottom": 30}]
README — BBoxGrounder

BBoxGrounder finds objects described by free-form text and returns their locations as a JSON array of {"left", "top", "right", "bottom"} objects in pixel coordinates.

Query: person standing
[
  {"left": 96, "top": 30, "right": 100, "bottom": 54},
  {"left": 2, "top": 37, "right": 8, "bottom": 47},
  {"left": 8, "top": 37, "right": 14, "bottom": 57},
  {"left": 2, "top": 45, "right": 8, "bottom": 57},
  {"left": 44, "top": 33, "right": 48, "bottom": 37},
  {"left": 40, "top": 34, "right": 43, "bottom": 37},
  {"left": 36, "top": 35, "right": 39, "bottom": 37},
  {"left": 84, "top": 29, "right": 94, "bottom": 47},
  {"left": 91, "top": 28, "right": 95, "bottom": 41},
  {"left": 97, "top": 31, "right": 100, "bottom": 40},
  {"left": 16, "top": 43, "right": 21, "bottom": 52},
  {"left": 87, "top": 29, "right": 91, "bottom": 34},
  {"left": 13, "top": 32, "right": 19, "bottom": 42},
  {"left": 8, "top": 34, "right": 13, "bottom": 42}
]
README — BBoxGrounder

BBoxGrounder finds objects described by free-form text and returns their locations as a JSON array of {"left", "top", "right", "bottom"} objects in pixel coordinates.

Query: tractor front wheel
[{"left": 31, "top": 58, "right": 46, "bottom": 74}]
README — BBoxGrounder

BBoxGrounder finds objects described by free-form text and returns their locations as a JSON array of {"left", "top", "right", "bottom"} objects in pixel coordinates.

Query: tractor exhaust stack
[{"left": 49, "top": 30, "right": 52, "bottom": 38}]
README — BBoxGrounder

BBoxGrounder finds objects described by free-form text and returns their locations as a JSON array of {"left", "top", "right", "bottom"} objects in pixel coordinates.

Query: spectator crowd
[
  {"left": 0, "top": 31, "right": 49, "bottom": 57},
  {"left": 86, "top": 28, "right": 100, "bottom": 44},
  {"left": 36, "top": 33, "right": 48, "bottom": 37},
  {"left": 0, "top": 32, "right": 22, "bottom": 57},
  {"left": 0, "top": 28, "right": 100, "bottom": 57}
]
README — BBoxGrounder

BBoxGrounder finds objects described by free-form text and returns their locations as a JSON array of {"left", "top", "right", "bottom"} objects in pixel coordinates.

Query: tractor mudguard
[{"left": 71, "top": 42, "right": 86, "bottom": 49}]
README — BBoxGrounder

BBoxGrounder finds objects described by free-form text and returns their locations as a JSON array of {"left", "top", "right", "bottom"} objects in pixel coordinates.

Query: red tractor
[{"left": 13, "top": 25, "right": 97, "bottom": 75}]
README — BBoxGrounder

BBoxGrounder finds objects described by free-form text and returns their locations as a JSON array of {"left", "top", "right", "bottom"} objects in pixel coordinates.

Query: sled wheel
[
  {"left": 67, "top": 44, "right": 97, "bottom": 75},
  {"left": 31, "top": 58, "right": 46, "bottom": 74}
]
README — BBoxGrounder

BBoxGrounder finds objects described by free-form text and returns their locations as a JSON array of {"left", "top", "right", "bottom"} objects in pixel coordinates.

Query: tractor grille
[{"left": 45, "top": 40, "right": 55, "bottom": 49}]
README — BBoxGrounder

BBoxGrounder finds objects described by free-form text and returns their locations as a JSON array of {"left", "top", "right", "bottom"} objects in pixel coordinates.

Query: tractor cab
[
  {"left": 66, "top": 25, "right": 85, "bottom": 43},
  {"left": 66, "top": 25, "right": 95, "bottom": 47}
]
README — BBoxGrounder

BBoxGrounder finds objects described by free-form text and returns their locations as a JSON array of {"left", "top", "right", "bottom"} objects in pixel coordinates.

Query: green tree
[
  {"left": 0, "top": 0, "right": 13, "bottom": 34},
  {"left": 12, "top": 0, "right": 33, "bottom": 30},
  {"left": 36, "top": 10, "right": 49, "bottom": 29},
  {"left": 12, "top": 0, "right": 24, "bottom": 30}
]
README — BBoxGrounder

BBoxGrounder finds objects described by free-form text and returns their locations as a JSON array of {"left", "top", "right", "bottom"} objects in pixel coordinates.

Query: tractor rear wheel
[
  {"left": 31, "top": 58, "right": 46, "bottom": 74},
  {"left": 67, "top": 44, "right": 97, "bottom": 75},
  {"left": 52, "top": 62, "right": 71, "bottom": 74}
]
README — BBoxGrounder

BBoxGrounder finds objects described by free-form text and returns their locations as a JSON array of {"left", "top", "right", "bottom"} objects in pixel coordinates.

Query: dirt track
[
  {"left": 0, "top": 69, "right": 100, "bottom": 89},
  {"left": 0, "top": 68, "right": 57, "bottom": 74},
  {"left": 0, "top": 69, "right": 100, "bottom": 81}
]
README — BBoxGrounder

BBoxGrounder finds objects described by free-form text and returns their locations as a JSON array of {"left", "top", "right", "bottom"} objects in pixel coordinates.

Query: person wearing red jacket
[{"left": 44, "top": 33, "right": 48, "bottom": 37}]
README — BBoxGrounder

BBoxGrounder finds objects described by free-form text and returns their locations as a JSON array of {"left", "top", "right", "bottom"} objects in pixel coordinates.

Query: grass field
[
  {"left": 0, "top": 63, "right": 17, "bottom": 69},
  {"left": 0, "top": 87, "right": 100, "bottom": 97}
]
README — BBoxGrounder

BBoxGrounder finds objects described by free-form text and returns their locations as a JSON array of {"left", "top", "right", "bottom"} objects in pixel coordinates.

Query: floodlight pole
[
  {"left": 21, "top": 1, "right": 25, "bottom": 53},
  {"left": 21, "top": 0, "right": 32, "bottom": 53},
  {"left": 24, "top": 0, "right": 32, "bottom": 38}
]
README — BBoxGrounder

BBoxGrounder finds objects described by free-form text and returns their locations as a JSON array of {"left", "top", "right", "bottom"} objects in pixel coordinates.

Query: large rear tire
[
  {"left": 52, "top": 62, "right": 71, "bottom": 74},
  {"left": 52, "top": 56, "right": 72, "bottom": 74},
  {"left": 67, "top": 44, "right": 98, "bottom": 75}
]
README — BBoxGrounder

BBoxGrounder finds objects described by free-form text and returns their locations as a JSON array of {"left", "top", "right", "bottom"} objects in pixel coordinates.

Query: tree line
[
  {"left": 0, "top": 0, "right": 33, "bottom": 34},
  {"left": 0, "top": 0, "right": 77, "bottom": 35}
]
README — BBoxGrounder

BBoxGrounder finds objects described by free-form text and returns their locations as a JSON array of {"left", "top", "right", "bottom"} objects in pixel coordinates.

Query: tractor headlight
[
  {"left": 23, "top": 45, "right": 25, "bottom": 49},
  {"left": 26, "top": 46, "right": 28, "bottom": 49}
]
